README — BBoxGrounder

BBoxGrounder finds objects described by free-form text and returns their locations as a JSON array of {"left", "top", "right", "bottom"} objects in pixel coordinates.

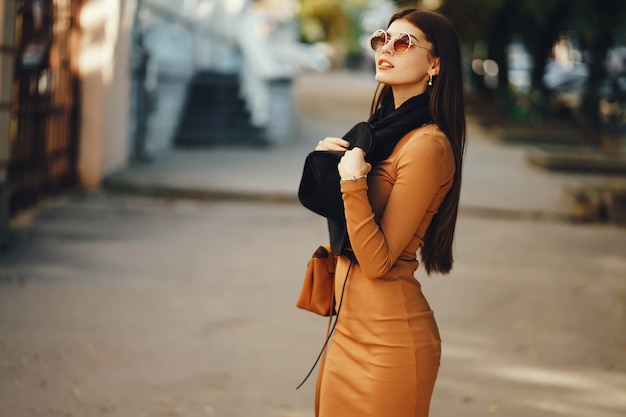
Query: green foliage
[
  {"left": 297, "top": 0, "right": 369, "bottom": 66},
  {"left": 392, "top": 0, "right": 419, "bottom": 7},
  {"left": 442, "top": 0, "right": 626, "bottom": 64},
  {"left": 439, "top": 0, "right": 506, "bottom": 47},
  {"left": 297, "top": 0, "right": 366, "bottom": 43},
  {"left": 298, "top": 0, "right": 346, "bottom": 43},
  {"left": 440, "top": 0, "right": 626, "bottom": 136}
]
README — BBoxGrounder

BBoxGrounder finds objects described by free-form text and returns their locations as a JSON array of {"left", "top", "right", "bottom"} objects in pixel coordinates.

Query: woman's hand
[
  {"left": 338, "top": 147, "right": 371, "bottom": 180},
  {"left": 315, "top": 137, "right": 350, "bottom": 151}
]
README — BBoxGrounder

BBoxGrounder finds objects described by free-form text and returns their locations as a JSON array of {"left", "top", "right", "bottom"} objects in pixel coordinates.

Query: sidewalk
[{"left": 106, "top": 71, "right": 615, "bottom": 223}]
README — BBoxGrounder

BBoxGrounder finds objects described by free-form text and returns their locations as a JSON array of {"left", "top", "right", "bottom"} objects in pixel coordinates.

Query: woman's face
[{"left": 373, "top": 19, "right": 439, "bottom": 101}]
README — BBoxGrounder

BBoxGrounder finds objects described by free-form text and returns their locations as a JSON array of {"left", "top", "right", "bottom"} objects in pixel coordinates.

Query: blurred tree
[
  {"left": 392, "top": 0, "right": 419, "bottom": 7},
  {"left": 439, "top": 0, "right": 503, "bottom": 50},
  {"left": 440, "top": 0, "right": 511, "bottom": 98},
  {"left": 521, "top": 0, "right": 625, "bottom": 135},
  {"left": 297, "top": 0, "right": 368, "bottom": 67},
  {"left": 521, "top": 0, "right": 573, "bottom": 93},
  {"left": 486, "top": 0, "right": 518, "bottom": 101},
  {"left": 573, "top": 0, "right": 626, "bottom": 137},
  {"left": 298, "top": 0, "right": 349, "bottom": 44},
  {"left": 442, "top": 0, "right": 626, "bottom": 136}
]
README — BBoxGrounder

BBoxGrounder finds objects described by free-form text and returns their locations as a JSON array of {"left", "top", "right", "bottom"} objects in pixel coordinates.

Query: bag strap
[{"left": 296, "top": 260, "right": 353, "bottom": 389}]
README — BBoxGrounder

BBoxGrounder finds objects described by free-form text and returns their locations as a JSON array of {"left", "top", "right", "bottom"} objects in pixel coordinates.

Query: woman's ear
[{"left": 429, "top": 57, "right": 441, "bottom": 77}]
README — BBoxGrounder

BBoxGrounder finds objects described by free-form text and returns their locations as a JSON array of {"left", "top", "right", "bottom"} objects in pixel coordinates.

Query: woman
[{"left": 312, "top": 8, "right": 466, "bottom": 417}]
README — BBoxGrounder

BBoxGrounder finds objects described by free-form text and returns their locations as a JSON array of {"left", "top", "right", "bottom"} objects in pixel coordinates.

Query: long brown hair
[{"left": 371, "top": 9, "right": 466, "bottom": 275}]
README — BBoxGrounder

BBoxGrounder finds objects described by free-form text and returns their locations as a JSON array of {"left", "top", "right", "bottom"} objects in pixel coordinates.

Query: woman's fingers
[
  {"left": 315, "top": 137, "right": 350, "bottom": 151},
  {"left": 338, "top": 147, "right": 371, "bottom": 179}
]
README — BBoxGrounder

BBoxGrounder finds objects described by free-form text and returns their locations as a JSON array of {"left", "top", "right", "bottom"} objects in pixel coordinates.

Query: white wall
[{"left": 78, "top": 0, "right": 135, "bottom": 189}]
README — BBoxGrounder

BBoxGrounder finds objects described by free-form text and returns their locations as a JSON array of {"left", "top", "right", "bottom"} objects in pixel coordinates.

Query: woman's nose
[{"left": 380, "top": 38, "right": 394, "bottom": 54}]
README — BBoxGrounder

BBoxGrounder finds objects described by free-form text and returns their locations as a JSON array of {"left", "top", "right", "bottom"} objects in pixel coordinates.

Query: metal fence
[{"left": 9, "top": 0, "right": 80, "bottom": 213}]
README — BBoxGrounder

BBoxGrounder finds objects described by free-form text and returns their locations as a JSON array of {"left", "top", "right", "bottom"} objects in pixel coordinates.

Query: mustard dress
[{"left": 316, "top": 124, "right": 455, "bottom": 417}]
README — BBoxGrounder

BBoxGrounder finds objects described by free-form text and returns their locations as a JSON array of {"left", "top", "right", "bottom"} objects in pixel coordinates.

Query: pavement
[{"left": 1, "top": 70, "right": 626, "bottom": 417}]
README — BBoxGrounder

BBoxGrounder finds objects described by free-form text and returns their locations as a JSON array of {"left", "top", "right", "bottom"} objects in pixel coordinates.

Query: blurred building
[
  {"left": 0, "top": 0, "right": 328, "bottom": 248},
  {"left": 0, "top": 0, "right": 135, "bottom": 249}
]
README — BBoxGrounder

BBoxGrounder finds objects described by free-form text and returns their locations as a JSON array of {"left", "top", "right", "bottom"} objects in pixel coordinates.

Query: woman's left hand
[{"left": 338, "top": 147, "right": 371, "bottom": 180}]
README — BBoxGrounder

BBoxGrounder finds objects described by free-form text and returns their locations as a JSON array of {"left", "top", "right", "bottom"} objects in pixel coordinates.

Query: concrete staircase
[{"left": 174, "top": 71, "right": 267, "bottom": 147}]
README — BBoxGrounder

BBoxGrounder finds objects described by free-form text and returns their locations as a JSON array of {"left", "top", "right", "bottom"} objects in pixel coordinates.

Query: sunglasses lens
[
  {"left": 370, "top": 31, "right": 386, "bottom": 51},
  {"left": 393, "top": 33, "right": 411, "bottom": 54}
]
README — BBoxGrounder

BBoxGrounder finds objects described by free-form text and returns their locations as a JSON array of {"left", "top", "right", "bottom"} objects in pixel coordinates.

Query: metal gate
[{"left": 9, "top": 0, "right": 80, "bottom": 213}]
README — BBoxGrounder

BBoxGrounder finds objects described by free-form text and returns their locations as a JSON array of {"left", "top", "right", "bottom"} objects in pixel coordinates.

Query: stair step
[
  {"left": 192, "top": 73, "right": 238, "bottom": 84},
  {"left": 179, "top": 112, "right": 252, "bottom": 123},
  {"left": 187, "top": 88, "right": 240, "bottom": 98},
  {"left": 177, "top": 124, "right": 259, "bottom": 134},
  {"left": 176, "top": 125, "right": 263, "bottom": 136},
  {"left": 176, "top": 133, "right": 268, "bottom": 147},
  {"left": 174, "top": 71, "right": 265, "bottom": 147},
  {"left": 181, "top": 105, "right": 248, "bottom": 113}
]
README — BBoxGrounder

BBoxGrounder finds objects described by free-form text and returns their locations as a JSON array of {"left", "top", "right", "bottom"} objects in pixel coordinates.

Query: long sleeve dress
[{"left": 316, "top": 123, "right": 456, "bottom": 417}]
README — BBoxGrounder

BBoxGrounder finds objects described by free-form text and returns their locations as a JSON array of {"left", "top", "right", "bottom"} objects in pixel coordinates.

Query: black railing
[{"left": 9, "top": 0, "right": 80, "bottom": 213}]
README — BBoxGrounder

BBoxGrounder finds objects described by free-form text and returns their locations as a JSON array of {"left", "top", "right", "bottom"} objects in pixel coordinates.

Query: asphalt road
[{"left": 1, "top": 192, "right": 625, "bottom": 417}]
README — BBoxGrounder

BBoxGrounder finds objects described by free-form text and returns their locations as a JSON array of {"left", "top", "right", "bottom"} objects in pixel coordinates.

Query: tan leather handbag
[
  {"left": 296, "top": 244, "right": 336, "bottom": 316},
  {"left": 296, "top": 246, "right": 353, "bottom": 389}
]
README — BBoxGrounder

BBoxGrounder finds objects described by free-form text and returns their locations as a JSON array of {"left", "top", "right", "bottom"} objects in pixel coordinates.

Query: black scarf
[
  {"left": 298, "top": 92, "right": 432, "bottom": 256},
  {"left": 365, "top": 92, "right": 432, "bottom": 165}
]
